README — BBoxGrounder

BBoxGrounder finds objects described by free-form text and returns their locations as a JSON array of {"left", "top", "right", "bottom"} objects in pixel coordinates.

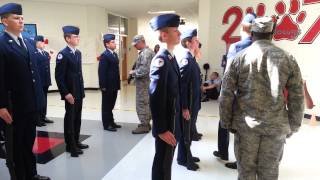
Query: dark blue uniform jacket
[
  {"left": 179, "top": 51, "right": 201, "bottom": 115},
  {"left": 35, "top": 50, "right": 51, "bottom": 87},
  {"left": 0, "top": 32, "right": 45, "bottom": 114},
  {"left": 98, "top": 49, "right": 120, "bottom": 91},
  {"left": 149, "top": 48, "right": 182, "bottom": 138},
  {"left": 55, "top": 46, "right": 85, "bottom": 100}
]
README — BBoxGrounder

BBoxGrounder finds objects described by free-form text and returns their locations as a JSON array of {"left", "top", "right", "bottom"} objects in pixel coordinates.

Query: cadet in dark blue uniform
[
  {"left": 98, "top": 33, "right": 121, "bottom": 132},
  {"left": 213, "top": 13, "right": 256, "bottom": 170},
  {"left": 0, "top": 3, "right": 50, "bottom": 180},
  {"left": 55, "top": 26, "right": 88, "bottom": 157},
  {"left": 149, "top": 14, "right": 182, "bottom": 180},
  {"left": 177, "top": 28, "right": 201, "bottom": 171},
  {"left": 34, "top": 35, "right": 54, "bottom": 126}
]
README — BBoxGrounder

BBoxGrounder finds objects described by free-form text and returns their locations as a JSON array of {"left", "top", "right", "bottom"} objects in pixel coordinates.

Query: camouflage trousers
[
  {"left": 136, "top": 79, "right": 151, "bottom": 125},
  {"left": 234, "top": 131, "right": 286, "bottom": 180}
]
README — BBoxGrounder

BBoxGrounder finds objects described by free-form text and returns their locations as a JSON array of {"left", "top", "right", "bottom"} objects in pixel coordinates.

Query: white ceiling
[{"left": 28, "top": 0, "right": 199, "bottom": 18}]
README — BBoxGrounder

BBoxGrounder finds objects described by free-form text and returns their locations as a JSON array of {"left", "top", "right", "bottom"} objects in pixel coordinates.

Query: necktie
[{"left": 18, "top": 37, "right": 27, "bottom": 51}]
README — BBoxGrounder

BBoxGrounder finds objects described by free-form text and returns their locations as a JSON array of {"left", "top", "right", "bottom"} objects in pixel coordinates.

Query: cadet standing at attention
[
  {"left": 55, "top": 26, "right": 88, "bottom": 157},
  {"left": 219, "top": 17, "right": 304, "bottom": 180},
  {"left": 149, "top": 14, "right": 182, "bottom": 180},
  {"left": 34, "top": 35, "right": 54, "bottom": 126},
  {"left": 98, "top": 33, "right": 122, "bottom": 132},
  {"left": 176, "top": 28, "right": 201, "bottom": 171},
  {"left": 130, "top": 35, "right": 154, "bottom": 134},
  {"left": 0, "top": 3, "right": 50, "bottom": 180}
]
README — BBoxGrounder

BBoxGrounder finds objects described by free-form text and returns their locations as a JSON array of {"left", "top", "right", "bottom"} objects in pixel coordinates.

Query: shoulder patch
[
  {"left": 181, "top": 59, "right": 188, "bottom": 66},
  {"left": 57, "top": 53, "right": 63, "bottom": 60},
  {"left": 153, "top": 58, "right": 164, "bottom": 67}
]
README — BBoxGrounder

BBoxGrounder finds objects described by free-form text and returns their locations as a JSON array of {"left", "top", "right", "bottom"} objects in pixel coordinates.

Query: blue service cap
[
  {"left": 0, "top": 3, "right": 22, "bottom": 16},
  {"left": 62, "top": 26, "right": 80, "bottom": 35},
  {"left": 34, "top": 35, "right": 44, "bottom": 42},
  {"left": 242, "top": 13, "right": 257, "bottom": 25},
  {"left": 103, "top": 34, "right": 115, "bottom": 42},
  {"left": 149, "top": 13, "right": 180, "bottom": 31},
  {"left": 181, "top": 28, "right": 197, "bottom": 40}
]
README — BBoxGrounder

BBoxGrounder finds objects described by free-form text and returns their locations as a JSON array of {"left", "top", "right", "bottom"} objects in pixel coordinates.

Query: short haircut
[
  {"left": 252, "top": 31, "right": 273, "bottom": 40},
  {"left": 181, "top": 37, "right": 192, "bottom": 48},
  {"left": 1, "top": 13, "right": 10, "bottom": 20},
  {"left": 158, "top": 27, "right": 169, "bottom": 42},
  {"left": 63, "top": 33, "right": 72, "bottom": 42}
]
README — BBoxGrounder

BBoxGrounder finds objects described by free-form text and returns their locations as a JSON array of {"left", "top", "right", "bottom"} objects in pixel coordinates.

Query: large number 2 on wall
[{"left": 222, "top": 6, "right": 243, "bottom": 50}]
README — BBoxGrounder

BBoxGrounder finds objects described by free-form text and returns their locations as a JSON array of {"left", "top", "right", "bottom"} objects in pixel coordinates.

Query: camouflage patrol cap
[
  {"left": 131, "top": 35, "right": 145, "bottom": 46},
  {"left": 251, "top": 17, "right": 274, "bottom": 33}
]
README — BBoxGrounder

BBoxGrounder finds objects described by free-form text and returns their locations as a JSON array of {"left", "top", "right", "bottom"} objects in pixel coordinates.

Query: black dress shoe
[
  {"left": 213, "top": 151, "right": 228, "bottom": 161},
  {"left": 196, "top": 133, "right": 203, "bottom": 137},
  {"left": 213, "top": 151, "right": 221, "bottom": 158},
  {"left": 43, "top": 118, "right": 54, "bottom": 123},
  {"left": 66, "top": 147, "right": 83, "bottom": 155},
  {"left": 111, "top": 123, "right": 122, "bottom": 128},
  {"left": 104, "top": 125, "right": 117, "bottom": 132},
  {"left": 33, "top": 174, "right": 51, "bottom": 180},
  {"left": 178, "top": 161, "right": 199, "bottom": 171},
  {"left": 36, "top": 121, "right": 46, "bottom": 127},
  {"left": 77, "top": 143, "right": 89, "bottom": 149},
  {"left": 225, "top": 162, "right": 237, "bottom": 169},
  {"left": 192, "top": 134, "right": 201, "bottom": 141},
  {"left": 192, "top": 156, "right": 200, "bottom": 162}
]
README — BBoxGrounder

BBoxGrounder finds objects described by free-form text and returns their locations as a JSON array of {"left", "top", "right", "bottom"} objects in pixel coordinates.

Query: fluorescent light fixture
[{"left": 147, "top": 10, "right": 176, "bottom": 14}]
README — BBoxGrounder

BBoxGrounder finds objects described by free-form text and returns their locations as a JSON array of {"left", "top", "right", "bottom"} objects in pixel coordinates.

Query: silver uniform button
[{"left": 33, "top": 79, "right": 35, "bottom": 83}]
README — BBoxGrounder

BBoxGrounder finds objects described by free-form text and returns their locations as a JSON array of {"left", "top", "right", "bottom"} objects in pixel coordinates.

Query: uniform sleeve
[
  {"left": 55, "top": 53, "right": 69, "bottom": 98},
  {"left": 0, "top": 49, "right": 8, "bottom": 108},
  {"left": 286, "top": 56, "right": 304, "bottom": 133},
  {"left": 219, "top": 58, "right": 239, "bottom": 129},
  {"left": 133, "top": 50, "right": 154, "bottom": 79},
  {"left": 225, "top": 44, "right": 237, "bottom": 72},
  {"left": 98, "top": 54, "right": 108, "bottom": 89},
  {"left": 179, "top": 59, "right": 191, "bottom": 110},
  {"left": 149, "top": 58, "right": 169, "bottom": 135}
]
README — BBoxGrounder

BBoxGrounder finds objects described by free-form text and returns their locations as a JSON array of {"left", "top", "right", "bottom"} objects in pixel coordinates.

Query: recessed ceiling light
[{"left": 147, "top": 10, "right": 176, "bottom": 14}]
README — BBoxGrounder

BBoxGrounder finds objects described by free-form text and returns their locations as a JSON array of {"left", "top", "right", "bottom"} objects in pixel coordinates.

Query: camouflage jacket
[
  {"left": 220, "top": 40, "right": 304, "bottom": 135},
  {"left": 133, "top": 47, "right": 154, "bottom": 79}
]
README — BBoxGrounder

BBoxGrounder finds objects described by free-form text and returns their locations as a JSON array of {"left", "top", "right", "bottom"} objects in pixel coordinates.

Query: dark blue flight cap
[
  {"left": 103, "top": 34, "right": 115, "bottom": 42},
  {"left": 149, "top": 13, "right": 180, "bottom": 31},
  {"left": 0, "top": 3, "right": 22, "bottom": 16},
  {"left": 181, "top": 28, "right": 197, "bottom": 40},
  {"left": 242, "top": 13, "right": 257, "bottom": 25},
  {"left": 34, "top": 35, "right": 44, "bottom": 42},
  {"left": 62, "top": 26, "right": 80, "bottom": 35}
]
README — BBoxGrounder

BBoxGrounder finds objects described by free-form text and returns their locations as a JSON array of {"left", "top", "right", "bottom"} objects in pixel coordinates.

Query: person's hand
[
  {"left": 158, "top": 131, "right": 176, "bottom": 146},
  {"left": 129, "top": 70, "right": 135, "bottom": 75},
  {"left": 182, "top": 109, "right": 190, "bottom": 121},
  {"left": 0, "top": 108, "right": 13, "bottom": 124},
  {"left": 65, "top": 93, "right": 75, "bottom": 105},
  {"left": 286, "top": 132, "right": 293, "bottom": 138}
]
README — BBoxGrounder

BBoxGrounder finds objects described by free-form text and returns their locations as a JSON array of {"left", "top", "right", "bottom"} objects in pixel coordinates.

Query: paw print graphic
[
  {"left": 273, "top": 0, "right": 306, "bottom": 41},
  {"left": 245, "top": 3, "right": 266, "bottom": 17}
]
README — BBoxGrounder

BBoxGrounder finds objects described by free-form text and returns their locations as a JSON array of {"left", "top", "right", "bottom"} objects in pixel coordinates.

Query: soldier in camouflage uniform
[
  {"left": 220, "top": 17, "right": 304, "bottom": 180},
  {"left": 130, "top": 35, "right": 155, "bottom": 134}
]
